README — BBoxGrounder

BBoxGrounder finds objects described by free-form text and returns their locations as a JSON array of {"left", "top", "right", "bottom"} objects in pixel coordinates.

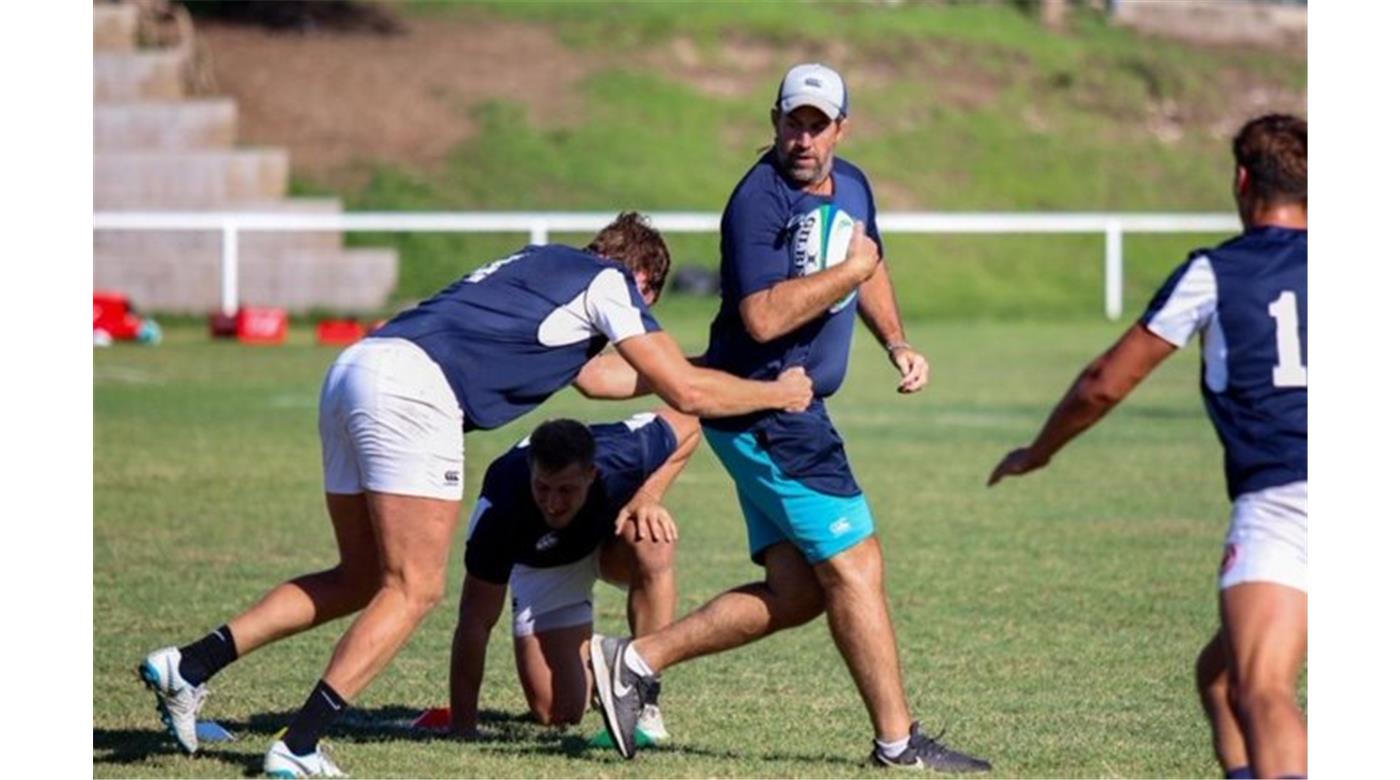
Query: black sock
[
  {"left": 1225, "top": 767, "right": 1253, "bottom": 779},
  {"left": 283, "top": 679, "right": 347, "bottom": 757},
  {"left": 177, "top": 625, "right": 239, "bottom": 686},
  {"left": 641, "top": 677, "right": 662, "bottom": 707}
]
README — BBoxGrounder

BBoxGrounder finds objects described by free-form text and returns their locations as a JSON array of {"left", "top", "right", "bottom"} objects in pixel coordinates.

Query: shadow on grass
[
  {"left": 91, "top": 727, "right": 264, "bottom": 776},
  {"left": 494, "top": 733, "right": 856, "bottom": 769},
  {"left": 93, "top": 706, "right": 534, "bottom": 776},
  {"left": 97, "top": 705, "right": 857, "bottom": 774}
]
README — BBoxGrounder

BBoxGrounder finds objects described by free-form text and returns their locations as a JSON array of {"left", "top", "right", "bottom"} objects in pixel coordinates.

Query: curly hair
[
  {"left": 586, "top": 212, "right": 671, "bottom": 302},
  {"left": 1234, "top": 114, "right": 1306, "bottom": 205}
]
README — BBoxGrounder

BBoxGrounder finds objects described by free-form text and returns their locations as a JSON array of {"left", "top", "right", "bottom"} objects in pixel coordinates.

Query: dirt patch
[{"left": 196, "top": 13, "right": 594, "bottom": 188}]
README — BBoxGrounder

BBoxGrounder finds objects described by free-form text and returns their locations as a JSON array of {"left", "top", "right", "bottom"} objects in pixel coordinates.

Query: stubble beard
[{"left": 778, "top": 147, "right": 832, "bottom": 187}]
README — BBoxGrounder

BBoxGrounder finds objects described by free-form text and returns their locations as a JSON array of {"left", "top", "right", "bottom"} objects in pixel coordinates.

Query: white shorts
[
  {"left": 1219, "top": 480, "right": 1307, "bottom": 593},
  {"left": 509, "top": 552, "right": 602, "bottom": 638},
  {"left": 319, "top": 337, "right": 465, "bottom": 501}
]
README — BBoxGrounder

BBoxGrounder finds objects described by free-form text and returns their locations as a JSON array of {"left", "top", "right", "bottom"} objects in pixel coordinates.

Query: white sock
[
  {"left": 623, "top": 643, "right": 655, "bottom": 677},
  {"left": 876, "top": 736, "right": 910, "bottom": 758}
]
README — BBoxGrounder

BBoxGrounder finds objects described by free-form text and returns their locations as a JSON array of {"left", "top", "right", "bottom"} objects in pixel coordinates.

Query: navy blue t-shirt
[
  {"left": 1141, "top": 225, "right": 1307, "bottom": 499},
  {"left": 464, "top": 413, "right": 679, "bottom": 584},
  {"left": 373, "top": 244, "right": 661, "bottom": 431},
  {"left": 703, "top": 150, "right": 883, "bottom": 410}
]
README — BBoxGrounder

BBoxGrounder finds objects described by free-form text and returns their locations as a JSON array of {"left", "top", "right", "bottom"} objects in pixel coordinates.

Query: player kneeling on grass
[
  {"left": 988, "top": 114, "right": 1307, "bottom": 780},
  {"left": 448, "top": 408, "right": 699, "bottom": 745}
]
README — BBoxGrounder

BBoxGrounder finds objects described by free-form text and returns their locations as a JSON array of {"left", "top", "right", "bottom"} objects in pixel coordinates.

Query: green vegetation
[
  {"left": 94, "top": 313, "right": 1303, "bottom": 778},
  {"left": 324, "top": 1, "right": 1301, "bottom": 315}
]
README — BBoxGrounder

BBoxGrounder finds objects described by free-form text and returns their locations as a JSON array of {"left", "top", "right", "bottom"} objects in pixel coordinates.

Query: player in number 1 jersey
[{"left": 988, "top": 114, "right": 1307, "bottom": 778}]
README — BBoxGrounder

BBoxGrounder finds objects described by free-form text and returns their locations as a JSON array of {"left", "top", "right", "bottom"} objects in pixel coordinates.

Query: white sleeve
[
  {"left": 584, "top": 268, "right": 648, "bottom": 344},
  {"left": 1143, "top": 255, "right": 1218, "bottom": 347}
]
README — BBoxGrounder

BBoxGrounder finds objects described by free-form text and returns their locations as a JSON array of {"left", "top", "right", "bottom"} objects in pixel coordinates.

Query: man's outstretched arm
[
  {"left": 614, "top": 329, "right": 812, "bottom": 418},
  {"left": 987, "top": 323, "right": 1178, "bottom": 486},
  {"left": 448, "top": 574, "right": 507, "bottom": 737}
]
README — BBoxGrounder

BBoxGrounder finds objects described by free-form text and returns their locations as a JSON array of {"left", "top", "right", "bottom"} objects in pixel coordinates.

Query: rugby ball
[{"left": 791, "top": 204, "right": 858, "bottom": 313}]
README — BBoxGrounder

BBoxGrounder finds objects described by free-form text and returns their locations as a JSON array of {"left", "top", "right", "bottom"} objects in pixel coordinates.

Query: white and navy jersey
[
  {"left": 463, "top": 413, "right": 679, "bottom": 584},
  {"left": 1141, "top": 226, "right": 1307, "bottom": 500},
  {"left": 702, "top": 150, "right": 883, "bottom": 432},
  {"left": 373, "top": 244, "right": 661, "bottom": 431}
]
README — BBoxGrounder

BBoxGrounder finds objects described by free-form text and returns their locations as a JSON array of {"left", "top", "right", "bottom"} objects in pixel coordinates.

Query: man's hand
[
  {"left": 776, "top": 366, "right": 814, "bottom": 412},
  {"left": 986, "top": 447, "right": 1051, "bottom": 486},
  {"left": 845, "top": 221, "right": 881, "bottom": 282},
  {"left": 615, "top": 492, "right": 678, "bottom": 543},
  {"left": 448, "top": 723, "right": 483, "bottom": 741},
  {"left": 888, "top": 344, "right": 929, "bottom": 394}
]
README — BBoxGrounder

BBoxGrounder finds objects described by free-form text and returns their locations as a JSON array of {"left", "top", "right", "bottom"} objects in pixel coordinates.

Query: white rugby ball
[{"left": 791, "top": 204, "right": 858, "bottom": 313}]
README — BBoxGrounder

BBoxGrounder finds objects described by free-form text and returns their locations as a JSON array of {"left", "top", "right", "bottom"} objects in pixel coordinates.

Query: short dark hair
[
  {"left": 586, "top": 211, "right": 671, "bottom": 301},
  {"left": 1233, "top": 114, "right": 1306, "bottom": 205},
  {"left": 528, "top": 419, "right": 596, "bottom": 473}
]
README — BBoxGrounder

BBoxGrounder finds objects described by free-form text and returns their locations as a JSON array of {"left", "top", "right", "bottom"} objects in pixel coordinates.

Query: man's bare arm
[
  {"left": 575, "top": 350, "right": 653, "bottom": 400},
  {"left": 616, "top": 407, "right": 702, "bottom": 543},
  {"left": 987, "top": 323, "right": 1179, "bottom": 486},
  {"left": 739, "top": 221, "right": 880, "bottom": 343},
  {"left": 857, "top": 260, "right": 929, "bottom": 394},
  {"left": 574, "top": 350, "right": 710, "bottom": 400},
  {"left": 614, "top": 330, "right": 811, "bottom": 417},
  {"left": 448, "top": 575, "right": 507, "bottom": 736}
]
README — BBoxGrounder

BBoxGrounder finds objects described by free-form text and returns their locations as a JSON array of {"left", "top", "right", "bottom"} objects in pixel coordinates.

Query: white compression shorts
[
  {"left": 319, "top": 337, "right": 465, "bottom": 501},
  {"left": 1219, "top": 480, "right": 1307, "bottom": 593}
]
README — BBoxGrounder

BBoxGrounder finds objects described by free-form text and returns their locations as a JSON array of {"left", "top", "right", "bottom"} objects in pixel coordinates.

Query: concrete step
[
  {"left": 95, "top": 100, "right": 238, "bottom": 151},
  {"left": 94, "top": 199, "right": 348, "bottom": 258},
  {"left": 95, "top": 149, "right": 290, "bottom": 209},
  {"left": 94, "top": 50, "right": 186, "bottom": 101},
  {"left": 94, "top": 4, "right": 139, "bottom": 52},
  {"left": 94, "top": 247, "right": 399, "bottom": 315},
  {"left": 243, "top": 248, "right": 399, "bottom": 313}
]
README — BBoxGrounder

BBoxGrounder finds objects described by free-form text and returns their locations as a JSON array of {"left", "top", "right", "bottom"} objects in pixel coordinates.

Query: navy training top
[
  {"left": 464, "top": 412, "right": 679, "bottom": 583},
  {"left": 703, "top": 150, "right": 883, "bottom": 432},
  {"left": 1141, "top": 225, "right": 1308, "bottom": 499},
  {"left": 374, "top": 244, "right": 661, "bottom": 431}
]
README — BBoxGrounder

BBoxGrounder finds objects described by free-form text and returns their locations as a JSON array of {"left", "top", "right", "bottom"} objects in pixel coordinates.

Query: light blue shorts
[{"left": 703, "top": 426, "right": 875, "bottom": 565}]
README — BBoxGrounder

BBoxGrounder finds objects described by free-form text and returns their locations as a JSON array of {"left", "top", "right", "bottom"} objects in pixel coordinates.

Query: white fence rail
[{"left": 92, "top": 211, "right": 1240, "bottom": 320}]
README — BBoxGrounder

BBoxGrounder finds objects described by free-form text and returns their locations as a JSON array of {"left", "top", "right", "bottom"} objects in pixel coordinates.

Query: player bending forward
[
  {"left": 449, "top": 408, "right": 699, "bottom": 744},
  {"left": 989, "top": 114, "right": 1307, "bottom": 779},
  {"left": 137, "top": 212, "right": 811, "bottom": 778}
]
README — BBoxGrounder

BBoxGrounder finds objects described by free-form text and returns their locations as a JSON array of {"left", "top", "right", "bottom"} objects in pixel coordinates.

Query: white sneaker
[
  {"left": 265, "top": 740, "right": 347, "bottom": 778},
  {"left": 637, "top": 703, "right": 670, "bottom": 741},
  {"left": 138, "top": 646, "right": 209, "bottom": 754}
]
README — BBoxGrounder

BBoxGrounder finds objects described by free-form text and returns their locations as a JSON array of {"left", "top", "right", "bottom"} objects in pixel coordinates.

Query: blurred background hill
[{"left": 177, "top": 0, "right": 1306, "bottom": 318}]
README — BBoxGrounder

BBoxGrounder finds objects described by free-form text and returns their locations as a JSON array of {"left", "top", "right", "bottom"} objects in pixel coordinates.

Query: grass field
[{"left": 92, "top": 307, "right": 1304, "bottom": 778}]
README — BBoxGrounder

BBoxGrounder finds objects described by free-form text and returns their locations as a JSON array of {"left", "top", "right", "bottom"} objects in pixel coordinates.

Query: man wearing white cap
[{"left": 589, "top": 64, "right": 991, "bottom": 772}]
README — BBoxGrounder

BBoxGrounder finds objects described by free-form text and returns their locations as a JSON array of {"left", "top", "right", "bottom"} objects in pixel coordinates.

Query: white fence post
[
  {"left": 221, "top": 219, "right": 239, "bottom": 317},
  {"left": 530, "top": 220, "right": 549, "bottom": 246},
  {"left": 1104, "top": 219, "right": 1123, "bottom": 321}
]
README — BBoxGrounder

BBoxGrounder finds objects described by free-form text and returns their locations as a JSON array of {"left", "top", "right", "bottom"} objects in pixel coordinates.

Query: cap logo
[{"left": 804, "top": 77, "right": 822, "bottom": 87}]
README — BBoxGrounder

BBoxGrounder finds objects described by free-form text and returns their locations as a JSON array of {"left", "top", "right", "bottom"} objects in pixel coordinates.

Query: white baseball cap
[{"left": 775, "top": 63, "right": 848, "bottom": 120}]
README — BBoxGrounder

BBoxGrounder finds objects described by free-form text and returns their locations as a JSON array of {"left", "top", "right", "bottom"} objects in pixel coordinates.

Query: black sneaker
[
  {"left": 871, "top": 721, "right": 992, "bottom": 773},
  {"left": 588, "top": 634, "right": 649, "bottom": 759}
]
